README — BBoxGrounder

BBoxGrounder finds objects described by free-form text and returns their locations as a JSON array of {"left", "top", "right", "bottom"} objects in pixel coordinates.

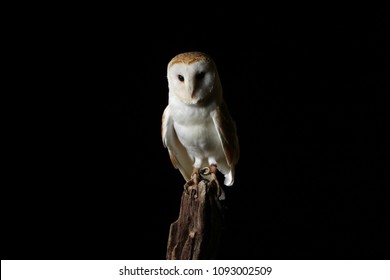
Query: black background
[{"left": 3, "top": 4, "right": 389, "bottom": 260}]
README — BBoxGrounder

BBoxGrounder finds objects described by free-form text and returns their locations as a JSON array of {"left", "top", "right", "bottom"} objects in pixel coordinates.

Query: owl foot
[
  {"left": 200, "top": 165, "right": 224, "bottom": 199},
  {"left": 209, "top": 165, "right": 223, "bottom": 199},
  {"left": 184, "top": 168, "right": 200, "bottom": 198}
]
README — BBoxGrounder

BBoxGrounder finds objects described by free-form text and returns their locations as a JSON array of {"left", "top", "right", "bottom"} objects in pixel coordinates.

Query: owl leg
[
  {"left": 184, "top": 167, "right": 200, "bottom": 196},
  {"left": 198, "top": 161, "right": 224, "bottom": 199},
  {"left": 207, "top": 164, "right": 223, "bottom": 199}
]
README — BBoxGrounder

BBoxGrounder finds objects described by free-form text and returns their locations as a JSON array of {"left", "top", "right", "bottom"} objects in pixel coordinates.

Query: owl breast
[
  {"left": 174, "top": 120, "right": 223, "bottom": 164},
  {"left": 171, "top": 102, "right": 224, "bottom": 164}
]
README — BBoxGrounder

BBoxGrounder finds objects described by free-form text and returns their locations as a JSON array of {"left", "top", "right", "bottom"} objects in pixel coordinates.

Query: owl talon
[
  {"left": 184, "top": 182, "right": 198, "bottom": 198},
  {"left": 184, "top": 168, "right": 200, "bottom": 197},
  {"left": 207, "top": 164, "right": 224, "bottom": 199},
  {"left": 209, "top": 174, "right": 222, "bottom": 198}
]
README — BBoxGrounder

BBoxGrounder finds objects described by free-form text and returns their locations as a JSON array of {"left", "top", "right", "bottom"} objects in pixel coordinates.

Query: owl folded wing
[
  {"left": 212, "top": 101, "right": 240, "bottom": 169},
  {"left": 161, "top": 106, "right": 193, "bottom": 181}
]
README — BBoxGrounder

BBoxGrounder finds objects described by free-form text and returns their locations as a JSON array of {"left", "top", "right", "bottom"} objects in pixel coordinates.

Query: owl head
[{"left": 167, "top": 51, "right": 223, "bottom": 105}]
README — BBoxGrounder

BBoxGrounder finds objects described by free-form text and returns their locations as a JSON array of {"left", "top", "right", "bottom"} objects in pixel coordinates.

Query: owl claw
[
  {"left": 184, "top": 166, "right": 224, "bottom": 199},
  {"left": 198, "top": 165, "right": 223, "bottom": 199},
  {"left": 184, "top": 168, "right": 200, "bottom": 198},
  {"left": 209, "top": 172, "right": 222, "bottom": 198}
]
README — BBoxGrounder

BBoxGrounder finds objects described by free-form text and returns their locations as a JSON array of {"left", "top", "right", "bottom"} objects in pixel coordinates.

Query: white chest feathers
[{"left": 170, "top": 101, "right": 222, "bottom": 161}]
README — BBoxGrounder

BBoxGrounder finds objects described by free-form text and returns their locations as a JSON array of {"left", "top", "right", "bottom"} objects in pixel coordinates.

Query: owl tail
[{"left": 223, "top": 169, "right": 234, "bottom": 186}]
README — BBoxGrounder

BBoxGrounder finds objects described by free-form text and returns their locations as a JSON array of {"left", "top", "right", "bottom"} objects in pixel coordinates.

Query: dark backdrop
[{"left": 3, "top": 5, "right": 388, "bottom": 260}]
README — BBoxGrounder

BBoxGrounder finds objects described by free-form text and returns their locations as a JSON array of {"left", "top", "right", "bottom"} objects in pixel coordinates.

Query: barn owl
[{"left": 161, "top": 51, "right": 240, "bottom": 200}]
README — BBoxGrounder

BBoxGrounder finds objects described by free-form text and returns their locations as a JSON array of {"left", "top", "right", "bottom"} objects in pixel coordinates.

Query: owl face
[{"left": 167, "top": 52, "right": 220, "bottom": 105}]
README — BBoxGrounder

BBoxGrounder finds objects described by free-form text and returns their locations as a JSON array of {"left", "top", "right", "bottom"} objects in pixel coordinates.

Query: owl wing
[
  {"left": 161, "top": 106, "right": 193, "bottom": 181},
  {"left": 211, "top": 101, "right": 240, "bottom": 185}
]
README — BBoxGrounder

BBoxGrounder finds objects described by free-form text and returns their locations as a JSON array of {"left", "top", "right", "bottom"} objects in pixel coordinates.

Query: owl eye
[
  {"left": 196, "top": 72, "right": 205, "bottom": 80},
  {"left": 178, "top": 75, "right": 184, "bottom": 82}
]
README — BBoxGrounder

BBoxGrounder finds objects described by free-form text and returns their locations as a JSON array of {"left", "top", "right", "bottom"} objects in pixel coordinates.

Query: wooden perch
[{"left": 166, "top": 178, "right": 225, "bottom": 260}]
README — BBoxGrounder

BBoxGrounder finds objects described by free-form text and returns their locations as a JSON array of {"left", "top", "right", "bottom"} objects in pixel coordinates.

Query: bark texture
[{"left": 166, "top": 180, "right": 225, "bottom": 260}]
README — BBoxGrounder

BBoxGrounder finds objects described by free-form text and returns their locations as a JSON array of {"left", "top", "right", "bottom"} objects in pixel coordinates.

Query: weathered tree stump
[{"left": 166, "top": 178, "right": 225, "bottom": 260}]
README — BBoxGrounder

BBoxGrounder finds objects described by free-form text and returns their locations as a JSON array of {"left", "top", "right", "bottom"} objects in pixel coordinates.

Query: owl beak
[
  {"left": 187, "top": 85, "right": 196, "bottom": 98},
  {"left": 186, "top": 83, "right": 199, "bottom": 103}
]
